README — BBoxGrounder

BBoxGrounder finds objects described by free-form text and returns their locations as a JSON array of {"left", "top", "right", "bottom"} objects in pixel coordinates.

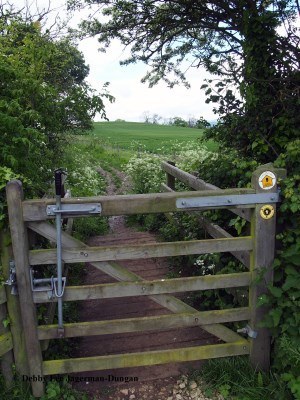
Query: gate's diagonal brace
[{"left": 28, "top": 221, "right": 247, "bottom": 344}]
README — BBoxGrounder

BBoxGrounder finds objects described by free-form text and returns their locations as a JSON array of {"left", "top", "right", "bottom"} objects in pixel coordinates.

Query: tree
[
  {"left": 170, "top": 117, "right": 188, "bottom": 127},
  {"left": 70, "top": 0, "right": 299, "bottom": 161},
  {"left": 0, "top": 9, "right": 113, "bottom": 221}
]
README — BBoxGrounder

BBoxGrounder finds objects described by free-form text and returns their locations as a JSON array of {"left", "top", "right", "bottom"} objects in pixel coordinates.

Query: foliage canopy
[
  {"left": 70, "top": 0, "right": 299, "bottom": 161},
  {"left": 0, "top": 8, "right": 113, "bottom": 222}
]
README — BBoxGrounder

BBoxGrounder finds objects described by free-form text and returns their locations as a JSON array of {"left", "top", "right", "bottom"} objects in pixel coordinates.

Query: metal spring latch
[
  {"left": 237, "top": 324, "right": 258, "bottom": 339},
  {"left": 4, "top": 261, "right": 18, "bottom": 295},
  {"left": 30, "top": 269, "right": 66, "bottom": 300}
]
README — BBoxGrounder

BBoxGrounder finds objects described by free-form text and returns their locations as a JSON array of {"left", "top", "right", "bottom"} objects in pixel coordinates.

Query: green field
[{"left": 92, "top": 121, "right": 216, "bottom": 152}]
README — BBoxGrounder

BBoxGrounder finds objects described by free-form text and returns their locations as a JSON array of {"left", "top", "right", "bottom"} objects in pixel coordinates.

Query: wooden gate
[{"left": 5, "top": 163, "right": 284, "bottom": 397}]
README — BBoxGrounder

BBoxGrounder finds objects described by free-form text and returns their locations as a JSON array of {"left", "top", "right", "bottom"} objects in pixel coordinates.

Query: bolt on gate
[{"left": 5, "top": 163, "right": 285, "bottom": 397}]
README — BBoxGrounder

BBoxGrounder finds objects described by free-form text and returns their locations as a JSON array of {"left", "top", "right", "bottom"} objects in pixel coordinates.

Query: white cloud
[
  {"left": 78, "top": 36, "right": 216, "bottom": 122},
  {"left": 10, "top": 0, "right": 217, "bottom": 122}
]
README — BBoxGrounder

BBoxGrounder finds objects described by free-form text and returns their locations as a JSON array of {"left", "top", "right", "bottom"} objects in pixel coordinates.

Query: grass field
[{"left": 92, "top": 121, "right": 217, "bottom": 152}]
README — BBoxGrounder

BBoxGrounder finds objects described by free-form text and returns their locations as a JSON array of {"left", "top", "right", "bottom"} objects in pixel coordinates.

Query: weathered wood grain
[
  {"left": 37, "top": 308, "right": 251, "bottom": 340},
  {"left": 28, "top": 222, "right": 246, "bottom": 344},
  {"left": 6, "top": 181, "right": 44, "bottom": 397},
  {"left": 166, "top": 160, "right": 176, "bottom": 190},
  {"left": 0, "top": 230, "right": 29, "bottom": 378},
  {"left": 160, "top": 183, "right": 250, "bottom": 268},
  {"left": 0, "top": 332, "right": 13, "bottom": 356},
  {"left": 29, "top": 237, "right": 253, "bottom": 266},
  {"left": 0, "top": 286, "right": 6, "bottom": 305},
  {"left": 23, "top": 188, "right": 255, "bottom": 221},
  {"left": 0, "top": 302, "right": 13, "bottom": 385},
  {"left": 33, "top": 272, "right": 251, "bottom": 303},
  {"left": 161, "top": 161, "right": 252, "bottom": 221},
  {"left": 43, "top": 341, "right": 250, "bottom": 375},
  {"left": 249, "top": 165, "right": 279, "bottom": 371}
]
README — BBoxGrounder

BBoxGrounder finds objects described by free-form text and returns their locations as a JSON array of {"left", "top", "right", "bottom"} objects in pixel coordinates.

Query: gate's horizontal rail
[
  {"left": 29, "top": 237, "right": 253, "bottom": 266},
  {"left": 0, "top": 332, "right": 13, "bottom": 357},
  {"left": 37, "top": 307, "right": 251, "bottom": 340},
  {"left": 33, "top": 272, "right": 251, "bottom": 303},
  {"left": 42, "top": 341, "right": 250, "bottom": 375},
  {"left": 161, "top": 161, "right": 252, "bottom": 221},
  {"left": 160, "top": 184, "right": 250, "bottom": 268},
  {"left": 28, "top": 222, "right": 247, "bottom": 343},
  {"left": 23, "top": 188, "right": 255, "bottom": 221}
]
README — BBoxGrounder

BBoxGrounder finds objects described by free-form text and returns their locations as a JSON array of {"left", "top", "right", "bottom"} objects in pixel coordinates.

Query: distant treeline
[{"left": 137, "top": 114, "right": 214, "bottom": 128}]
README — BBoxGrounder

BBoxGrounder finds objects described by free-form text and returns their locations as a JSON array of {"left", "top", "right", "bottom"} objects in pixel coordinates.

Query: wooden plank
[
  {"left": 23, "top": 187, "right": 255, "bottom": 221},
  {"left": 249, "top": 165, "right": 279, "bottom": 371},
  {"left": 0, "top": 230, "right": 29, "bottom": 378},
  {"left": 33, "top": 272, "right": 251, "bottom": 303},
  {"left": 160, "top": 184, "right": 250, "bottom": 268},
  {"left": 166, "top": 160, "right": 176, "bottom": 190},
  {"left": 28, "top": 222, "right": 246, "bottom": 344},
  {"left": 0, "top": 332, "right": 13, "bottom": 356},
  {"left": 0, "top": 302, "right": 13, "bottom": 386},
  {"left": 43, "top": 341, "right": 250, "bottom": 375},
  {"left": 29, "top": 237, "right": 253, "bottom": 266},
  {"left": 162, "top": 161, "right": 218, "bottom": 191},
  {"left": 199, "top": 216, "right": 251, "bottom": 268},
  {"left": 6, "top": 181, "right": 44, "bottom": 397},
  {"left": 160, "top": 183, "right": 174, "bottom": 193},
  {"left": 0, "top": 286, "right": 7, "bottom": 305},
  {"left": 37, "top": 308, "right": 251, "bottom": 340},
  {"left": 161, "top": 161, "right": 251, "bottom": 221}
]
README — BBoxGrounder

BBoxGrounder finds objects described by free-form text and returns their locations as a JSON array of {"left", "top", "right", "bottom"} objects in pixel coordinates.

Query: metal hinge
[
  {"left": 30, "top": 268, "right": 66, "bottom": 300},
  {"left": 46, "top": 203, "right": 102, "bottom": 216},
  {"left": 237, "top": 324, "right": 258, "bottom": 339},
  {"left": 4, "top": 261, "right": 18, "bottom": 295},
  {"left": 176, "top": 192, "right": 280, "bottom": 209}
]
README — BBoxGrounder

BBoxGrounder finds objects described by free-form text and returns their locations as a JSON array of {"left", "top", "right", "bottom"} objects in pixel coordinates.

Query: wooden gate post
[
  {"left": 166, "top": 161, "right": 176, "bottom": 190},
  {"left": 249, "top": 164, "right": 278, "bottom": 370},
  {"left": 6, "top": 181, "right": 44, "bottom": 397},
  {"left": 0, "top": 230, "right": 29, "bottom": 377}
]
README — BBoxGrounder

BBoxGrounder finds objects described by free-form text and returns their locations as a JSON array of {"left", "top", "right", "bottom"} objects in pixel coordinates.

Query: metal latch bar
[
  {"left": 46, "top": 203, "right": 102, "bottom": 216},
  {"left": 176, "top": 192, "right": 280, "bottom": 209},
  {"left": 30, "top": 268, "right": 66, "bottom": 298}
]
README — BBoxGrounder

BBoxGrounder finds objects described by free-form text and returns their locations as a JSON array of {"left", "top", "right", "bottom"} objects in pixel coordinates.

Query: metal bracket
[
  {"left": 237, "top": 324, "right": 258, "bottom": 339},
  {"left": 4, "top": 261, "right": 18, "bottom": 295},
  {"left": 46, "top": 203, "right": 102, "bottom": 216},
  {"left": 176, "top": 192, "right": 280, "bottom": 209},
  {"left": 30, "top": 269, "right": 66, "bottom": 300}
]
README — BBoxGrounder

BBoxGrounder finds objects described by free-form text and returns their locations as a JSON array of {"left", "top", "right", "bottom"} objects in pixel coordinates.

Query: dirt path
[{"left": 71, "top": 168, "right": 219, "bottom": 400}]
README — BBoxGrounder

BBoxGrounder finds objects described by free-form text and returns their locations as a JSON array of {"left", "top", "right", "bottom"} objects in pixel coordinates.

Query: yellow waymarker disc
[{"left": 260, "top": 205, "right": 275, "bottom": 219}]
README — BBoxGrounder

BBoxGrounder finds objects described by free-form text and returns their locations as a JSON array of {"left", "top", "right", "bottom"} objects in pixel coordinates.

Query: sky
[{"left": 12, "top": 0, "right": 216, "bottom": 122}]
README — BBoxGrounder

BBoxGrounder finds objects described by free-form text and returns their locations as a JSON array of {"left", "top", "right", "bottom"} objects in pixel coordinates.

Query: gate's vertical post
[
  {"left": 6, "top": 181, "right": 44, "bottom": 397},
  {"left": 249, "top": 165, "right": 278, "bottom": 370},
  {"left": 166, "top": 161, "right": 176, "bottom": 190},
  {"left": 0, "top": 300, "right": 14, "bottom": 386},
  {"left": 0, "top": 230, "right": 29, "bottom": 379}
]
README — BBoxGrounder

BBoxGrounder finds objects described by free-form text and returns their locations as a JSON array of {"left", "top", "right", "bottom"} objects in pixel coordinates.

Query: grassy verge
[
  {"left": 189, "top": 356, "right": 291, "bottom": 400},
  {"left": 0, "top": 374, "right": 88, "bottom": 400}
]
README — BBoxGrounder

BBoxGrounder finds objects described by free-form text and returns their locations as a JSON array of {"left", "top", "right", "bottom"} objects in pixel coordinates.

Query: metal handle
[{"left": 55, "top": 168, "right": 65, "bottom": 197}]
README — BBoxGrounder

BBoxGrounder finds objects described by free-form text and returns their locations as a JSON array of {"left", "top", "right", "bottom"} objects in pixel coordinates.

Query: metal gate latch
[
  {"left": 4, "top": 261, "right": 18, "bottom": 295},
  {"left": 46, "top": 203, "right": 102, "bottom": 216},
  {"left": 30, "top": 269, "right": 66, "bottom": 300},
  {"left": 237, "top": 324, "right": 258, "bottom": 339}
]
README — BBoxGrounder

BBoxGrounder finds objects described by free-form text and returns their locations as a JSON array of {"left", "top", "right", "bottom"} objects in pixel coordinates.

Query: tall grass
[{"left": 190, "top": 356, "right": 291, "bottom": 400}]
